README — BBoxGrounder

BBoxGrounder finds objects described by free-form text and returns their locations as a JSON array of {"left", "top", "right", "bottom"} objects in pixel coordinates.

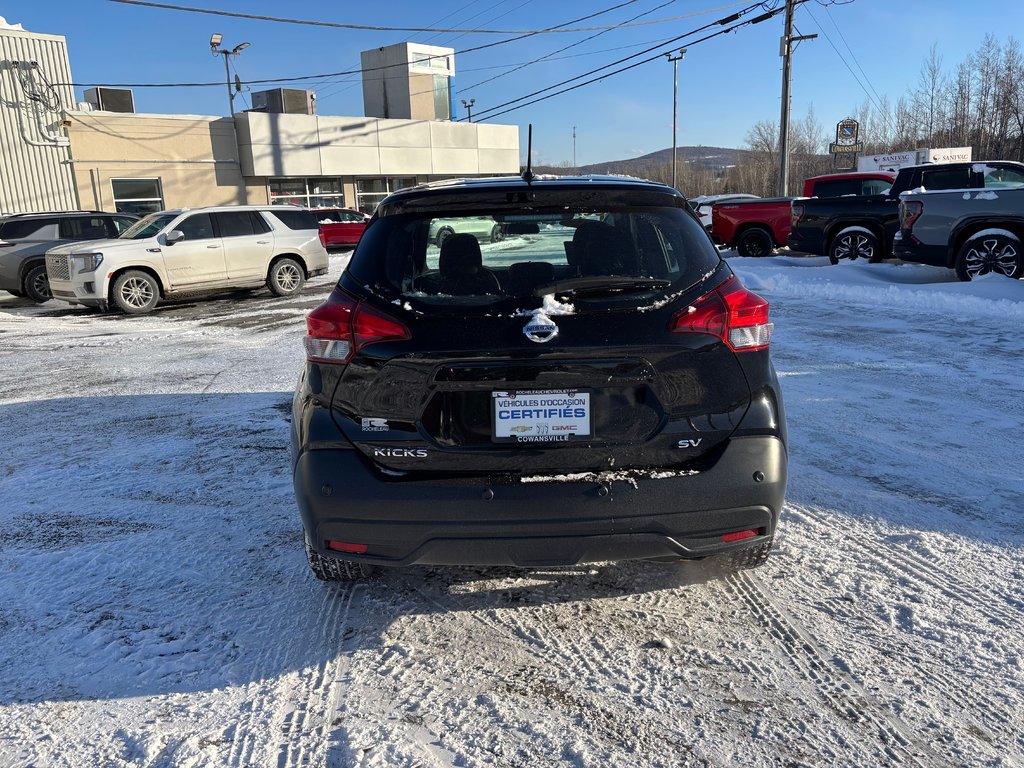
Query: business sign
[
  {"left": 857, "top": 146, "right": 974, "bottom": 172},
  {"left": 830, "top": 118, "right": 863, "bottom": 154},
  {"left": 928, "top": 146, "right": 972, "bottom": 163}
]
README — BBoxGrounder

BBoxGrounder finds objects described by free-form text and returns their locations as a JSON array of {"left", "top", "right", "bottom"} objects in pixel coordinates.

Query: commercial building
[{"left": 1, "top": 23, "right": 520, "bottom": 216}]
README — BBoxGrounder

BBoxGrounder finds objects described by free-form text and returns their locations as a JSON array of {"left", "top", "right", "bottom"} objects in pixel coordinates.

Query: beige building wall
[{"left": 66, "top": 111, "right": 267, "bottom": 211}]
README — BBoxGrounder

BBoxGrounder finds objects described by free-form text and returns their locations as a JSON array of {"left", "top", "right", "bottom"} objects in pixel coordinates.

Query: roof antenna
[{"left": 522, "top": 123, "right": 535, "bottom": 184}]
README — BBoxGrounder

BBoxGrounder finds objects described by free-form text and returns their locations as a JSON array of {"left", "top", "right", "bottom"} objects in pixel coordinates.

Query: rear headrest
[
  {"left": 572, "top": 220, "right": 632, "bottom": 276},
  {"left": 508, "top": 260, "right": 555, "bottom": 288},
  {"left": 439, "top": 233, "right": 482, "bottom": 276}
]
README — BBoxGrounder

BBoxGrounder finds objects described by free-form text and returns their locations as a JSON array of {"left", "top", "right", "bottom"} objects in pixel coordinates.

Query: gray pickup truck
[{"left": 894, "top": 177, "right": 1024, "bottom": 281}]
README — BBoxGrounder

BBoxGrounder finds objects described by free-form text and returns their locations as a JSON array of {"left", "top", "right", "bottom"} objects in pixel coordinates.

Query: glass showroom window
[
  {"left": 269, "top": 178, "right": 345, "bottom": 209},
  {"left": 111, "top": 178, "right": 164, "bottom": 214},
  {"left": 355, "top": 177, "right": 417, "bottom": 214}
]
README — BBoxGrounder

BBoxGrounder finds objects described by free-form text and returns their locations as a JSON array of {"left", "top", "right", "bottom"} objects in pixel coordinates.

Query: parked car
[
  {"left": 314, "top": 208, "right": 370, "bottom": 250},
  {"left": 45, "top": 205, "right": 328, "bottom": 314},
  {"left": 427, "top": 215, "right": 505, "bottom": 247},
  {"left": 0, "top": 211, "right": 138, "bottom": 302},
  {"left": 895, "top": 183, "right": 1024, "bottom": 280},
  {"left": 688, "top": 193, "right": 759, "bottom": 229},
  {"left": 711, "top": 172, "right": 895, "bottom": 257},
  {"left": 292, "top": 174, "right": 787, "bottom": 582},
  {"left": 788, "top": 161, "right": 1024, "bottom": 263}
]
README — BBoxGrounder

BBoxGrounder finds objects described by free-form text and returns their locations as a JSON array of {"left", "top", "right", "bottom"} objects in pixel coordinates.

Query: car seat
[{"left": 416, "top": 233, "right": 500, "bottom": 295}]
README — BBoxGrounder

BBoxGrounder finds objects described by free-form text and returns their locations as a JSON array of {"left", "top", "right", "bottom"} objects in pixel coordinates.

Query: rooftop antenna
[{"left": 522, "top": 124, "right": 535, "bottom": 184}]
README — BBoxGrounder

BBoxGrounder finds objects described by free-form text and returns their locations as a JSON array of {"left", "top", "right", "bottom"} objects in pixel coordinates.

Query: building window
[
  {"left": 355, "top": 177, "right": 417, "bottom": 214},
  {"left": 111, "top": 178, "right": 164, "bottom": 214},
  {"left": 269, "top": 177, "right": 345, "bottom": 209},
  {"left": 433, "top": 75, "right": 451, "bottom": 120}
]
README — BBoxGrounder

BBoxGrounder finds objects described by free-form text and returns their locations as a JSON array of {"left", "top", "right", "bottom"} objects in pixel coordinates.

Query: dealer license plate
[{"left": 492, "top": 390, "right": 591, "bottom": 443}]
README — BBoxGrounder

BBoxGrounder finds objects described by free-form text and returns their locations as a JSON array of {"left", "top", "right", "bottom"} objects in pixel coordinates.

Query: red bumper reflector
[
  {"left": 327, "top": 540, "right": 368, "bottom": 554},
  {"left": 721, "top": 529, "right": 758, "bottom": 543}
]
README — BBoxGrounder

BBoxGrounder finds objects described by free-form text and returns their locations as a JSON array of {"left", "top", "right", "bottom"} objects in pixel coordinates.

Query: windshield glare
[
  {"left": 348, "top": 207, "right": 719, "bottom": 304},
  {"left": 119, "top": 213, "right": 176, "bottom": 240}
]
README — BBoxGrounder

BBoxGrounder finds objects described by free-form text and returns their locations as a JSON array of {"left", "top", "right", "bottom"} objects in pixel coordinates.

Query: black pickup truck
[{"left": 787, "top": 161, "right": 1024, "bottom": 263}]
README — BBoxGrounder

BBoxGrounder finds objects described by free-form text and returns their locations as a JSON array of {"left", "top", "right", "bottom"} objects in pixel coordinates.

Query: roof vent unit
[
  {"left": 83, "top": 87, "right": 135, "bottom": 113},
  {"left": 250, "top": 88, "right": 316, "bottom": 115}
]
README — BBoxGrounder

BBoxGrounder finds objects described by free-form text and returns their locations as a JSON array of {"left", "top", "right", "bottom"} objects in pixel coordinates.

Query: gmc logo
[{"left": 373, "top": 447, "right": 428, "bottom": 458}]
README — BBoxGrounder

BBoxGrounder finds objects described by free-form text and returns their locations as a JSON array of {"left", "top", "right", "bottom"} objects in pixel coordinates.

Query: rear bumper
[
  {"left": 294, "top": 435, "right": 787, "bottom": 568},
  {"left": 892, "top": 237, "right": 947, "bottom": 267},
  {"left": 787, "top": 229, "right": 825, "bottom": 255}
]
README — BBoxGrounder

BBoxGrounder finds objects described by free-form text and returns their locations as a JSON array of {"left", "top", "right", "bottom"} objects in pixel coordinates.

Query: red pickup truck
[{"left": 710, "top": 172, "right": 895, "bottom": 256}]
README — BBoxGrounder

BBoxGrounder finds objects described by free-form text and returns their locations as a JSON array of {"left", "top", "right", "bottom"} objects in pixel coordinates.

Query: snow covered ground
[{"left": 1, "top": 253, "right": 1022, "bottom": 767}]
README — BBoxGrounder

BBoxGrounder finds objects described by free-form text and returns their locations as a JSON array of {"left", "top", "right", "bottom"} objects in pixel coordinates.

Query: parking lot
[{"left": 1, "top": 253, "right": 1022, "bottom": 767}]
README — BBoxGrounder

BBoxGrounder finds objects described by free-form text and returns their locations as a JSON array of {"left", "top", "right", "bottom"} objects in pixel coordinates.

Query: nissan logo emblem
[{"left": 523, "top": 313, "right": 558, "bottom": 343}]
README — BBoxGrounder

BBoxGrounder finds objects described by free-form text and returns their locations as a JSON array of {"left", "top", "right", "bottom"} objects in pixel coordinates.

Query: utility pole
[
  {"left": 210, "top": 34, "right": 250, "bottom": 115},
  {"left": 666, "top": 48, "right": 687, "bottom": 190},
  {"left": 777, "top": 0, "right": 816, "bottom": 196},
  {"left": 461, "top": 98, "right": 475, "bottom": 122},
  {"left": 572, "top": 125, "right": 576, "bottom": 168}
]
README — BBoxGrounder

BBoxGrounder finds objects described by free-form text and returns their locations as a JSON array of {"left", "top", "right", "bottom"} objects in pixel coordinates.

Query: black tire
[
  {"left": 7, "top": 289, "right": 26, "bottom": 298},
  {"left": 111, "top": 270, "right": 160, "bottom": 314},
  {"left": 954, "top": 232, "right": 1024, "bottom": 281},
  {"left": 490, "top": 223, "right": 505, "bottom": 243},
  {"left": 266, "top": 257, "right": 306, "bottom": 297},
  {"left": 727, "top": 538, "right": 773, "bottom": 570},
  {"left": 23, "top": 263, "right": 52, "bottom": 303},
  {"left": 735, "top": 227, "right": 774, "bottom": 258},
  {"left": 304, "top": 533, "right": 376, "bottom": 582},
  {"left": 829, "top": 229, "right": 880, "bottom": 264},
  {"left": 435, "top": 227, "right": 455, "bottom": 248}
]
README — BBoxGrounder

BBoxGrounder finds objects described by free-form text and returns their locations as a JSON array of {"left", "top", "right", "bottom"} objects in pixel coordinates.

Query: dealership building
[{"left": 0, "top": 20, "right": 520, "bottom": 216}]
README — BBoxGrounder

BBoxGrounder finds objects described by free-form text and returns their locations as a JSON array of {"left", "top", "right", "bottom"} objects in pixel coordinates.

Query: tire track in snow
[
  {"left": 275, "top": 581, "right": 360, "bottom": 768},
  {"left": 225, "top": 576, "right": 351, "bottom": 768},
  {"left": 789, "top": 502, "right": 1024, "bottom": 630},
  {"left": 727, "top": 571, "right": 935, "bottom": 767},
  {"left": 786, "top": 503, "right": 1024, "bottom": 757},
  {"left": 397, "top": 574, "right": 697, "bottom": 762}
]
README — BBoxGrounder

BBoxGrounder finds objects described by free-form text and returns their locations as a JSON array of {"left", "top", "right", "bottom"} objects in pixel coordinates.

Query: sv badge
[{"left": 677, "top": 438, "right": 703, "bottom": 448}]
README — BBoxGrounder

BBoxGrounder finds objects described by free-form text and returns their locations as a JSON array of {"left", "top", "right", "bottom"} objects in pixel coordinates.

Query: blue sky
[{"left": 6, "top": 0, "right": 1022, "bottom": 164}]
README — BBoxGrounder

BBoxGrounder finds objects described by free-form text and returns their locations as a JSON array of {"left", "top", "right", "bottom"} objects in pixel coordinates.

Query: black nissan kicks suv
[{"left": 291, "top": 175, "right": 787, "bottom": 581}]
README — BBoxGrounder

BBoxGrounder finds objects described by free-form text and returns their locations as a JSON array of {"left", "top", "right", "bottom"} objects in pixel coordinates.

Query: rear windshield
[
  {"left": 347, "top": 205, "right": 720, "bottom": 305},
  {"left": 267, "top": 209, "right": 319, "bottom": 231},
  {"left": 0, "top": 218, "right": 55, "bottom": 240}
]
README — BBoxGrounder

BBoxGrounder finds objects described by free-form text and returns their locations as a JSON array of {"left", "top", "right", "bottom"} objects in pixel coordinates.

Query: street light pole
[
  {"left": 572, "top": 125, "right": 577, "bottom": 168},
  {"left": 666, "top": 48, "right": 687, "bottom": 190},
  {"left": 210, "top": 34, "right": 250, "bottom": 115},
  {"left": 461, "top": 98, "right": 475, "bottom": 122}
]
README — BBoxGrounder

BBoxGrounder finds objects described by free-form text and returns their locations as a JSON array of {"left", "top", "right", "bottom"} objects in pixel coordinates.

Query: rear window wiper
[{"left": 533, "top": 276, "right": 672, "bottom": 297}]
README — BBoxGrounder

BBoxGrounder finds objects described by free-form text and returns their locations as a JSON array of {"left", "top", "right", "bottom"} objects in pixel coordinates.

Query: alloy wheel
[
  {"left": 963, "top": 238, "right": 1019, "bottom": 278},
  {"left": 120, "top": 277, "right": 154, "bottom": 308}
]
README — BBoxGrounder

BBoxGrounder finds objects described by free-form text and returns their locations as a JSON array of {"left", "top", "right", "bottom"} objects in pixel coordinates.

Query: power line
[
  {"left": 468, "top": 1, "right": 773, "bottom": 123},
  {"left": 459, "top": 0, "right": 676, "bottom": 95},
  {"left": 107, "top": 0, "right": 752, "bottom": 35},
  {"left": 820, "top": 3, "right": 884, "bottom": 108},
  {"left": 802, "top": 3, "right": 894, "bottom": 130},
  {"left": 67, "top": 0, "right": 661, "bottom": 88},
  {"left": 469, "top": 4, "right": 790, "bottom": 123}
]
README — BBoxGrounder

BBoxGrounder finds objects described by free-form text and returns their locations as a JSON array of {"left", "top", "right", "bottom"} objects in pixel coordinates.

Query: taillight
[
  {"left": 671, "top": 276, "right": 772, "bottom": 352},
  {"left": 318, "top": 228, "right": 327, "bottom": 247},
  {"left": 304, "top": 289, "right": 410, "bottom": 364},
  {"left": 901, "top": 200, "right": 923, "bottom": 231},
  {"left": 791, "top": 203, "right": 804, "bottom": 228}
]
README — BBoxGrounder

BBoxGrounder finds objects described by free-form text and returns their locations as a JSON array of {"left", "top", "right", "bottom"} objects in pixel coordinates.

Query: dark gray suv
[{"left": 0, "top": 211, "right": 138, "bottom": 302}]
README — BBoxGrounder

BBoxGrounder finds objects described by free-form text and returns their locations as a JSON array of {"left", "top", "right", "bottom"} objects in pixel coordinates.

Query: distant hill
[{"left": 534, "top": 145, "right": 743, "bottom": 177}]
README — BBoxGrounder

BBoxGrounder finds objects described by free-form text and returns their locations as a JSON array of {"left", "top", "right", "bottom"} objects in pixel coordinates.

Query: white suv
[{"left": 45, "top": 205, "right": 329, "bottom": 314}]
